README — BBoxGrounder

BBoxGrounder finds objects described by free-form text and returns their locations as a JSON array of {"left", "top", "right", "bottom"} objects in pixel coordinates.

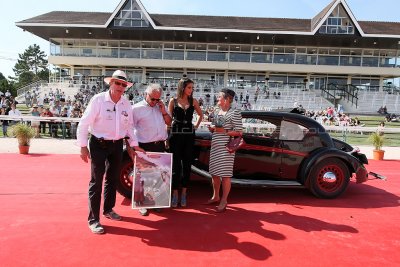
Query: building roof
[
  {"left": 151, "top": 14, "right": 311, "bottom": 32},
  {"left": 17, "top": 10, "right": 400, "bottom": 36},
  {"left": 311, "top": 0, "right": 337, "bottom": 30},
  {"left": 358, "top": 21, "right": 400, "bottom": 35},
  {"left": 18, "top": 11, "right": 111, "bottom": 25}
]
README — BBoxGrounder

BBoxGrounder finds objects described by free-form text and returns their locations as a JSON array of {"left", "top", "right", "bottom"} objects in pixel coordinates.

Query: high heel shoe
[
  {"left": 203, "top": 198, "right": 220, "bottom": 205},
  {"left": 171, "top": 195, "right": 178, "bottom": 208},
  {"left": 180, "top": 194, "right": 187, "bottom": 207},
  {"left": 216, "top": 201, "right": 227, "bottom": 213}
]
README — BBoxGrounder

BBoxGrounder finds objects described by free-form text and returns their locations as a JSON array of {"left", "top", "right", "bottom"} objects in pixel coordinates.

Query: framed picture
[{"left": 131, "top": 152, "right": 172, "bottom": 209}]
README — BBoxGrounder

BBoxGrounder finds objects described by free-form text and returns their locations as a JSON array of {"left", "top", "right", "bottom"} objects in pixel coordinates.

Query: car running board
[{"left": 191, "top": 166, "right": 303, "bottom": 187}]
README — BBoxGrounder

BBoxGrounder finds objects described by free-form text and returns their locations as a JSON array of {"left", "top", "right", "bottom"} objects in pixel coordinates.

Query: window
[
  {"left": 279, "top": 121, "right": 308, "bottom": 141},
  {"left": 113, "top": 0, "right": 151, "bottom": 28},
  {"left": 242, "top": 118, "right": 279, "bottom": 138},
  {"left": 318, "top": 5, "right": 355, "bottom": 35}
]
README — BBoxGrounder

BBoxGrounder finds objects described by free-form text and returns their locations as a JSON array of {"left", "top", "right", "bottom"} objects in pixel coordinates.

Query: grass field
[
  {"left": 1, "top": 104, "right": 399, "bottom": 147},
  {"left": 327, "top": 115, "right": 400, "bottom": 146}
]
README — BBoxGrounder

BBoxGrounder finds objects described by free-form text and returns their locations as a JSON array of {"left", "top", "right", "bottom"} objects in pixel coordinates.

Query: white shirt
[
  {"left": 8, "top": 109, "right": 21, "bottom": 116},
  {"left": 76, "top": 91, "right": 138, "bottom": 147},
  {"left": 132, "top": 100, "right": 168, "bottom": 143}
]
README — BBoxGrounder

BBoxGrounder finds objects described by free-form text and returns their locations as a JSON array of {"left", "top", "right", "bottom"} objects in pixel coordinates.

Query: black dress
[{"left": 169, "top": 98, "right": 195, "bottom": 189}]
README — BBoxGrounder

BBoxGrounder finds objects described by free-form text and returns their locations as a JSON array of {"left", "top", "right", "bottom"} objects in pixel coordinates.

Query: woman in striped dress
[{"left": 207, "top": 88, "right": 243, "bottom": 212}]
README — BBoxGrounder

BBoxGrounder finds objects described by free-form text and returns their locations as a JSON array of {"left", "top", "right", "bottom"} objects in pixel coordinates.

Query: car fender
[{"left": 298, "top": 148, "right": 361, "bottom": 184}]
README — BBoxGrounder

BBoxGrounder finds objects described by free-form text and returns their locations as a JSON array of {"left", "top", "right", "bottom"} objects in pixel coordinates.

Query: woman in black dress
[{"left": 168, "top": 78, "right": 203, "bottom": 207}]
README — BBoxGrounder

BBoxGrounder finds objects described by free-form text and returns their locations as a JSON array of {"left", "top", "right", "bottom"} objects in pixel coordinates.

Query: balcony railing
[{"left": 50, "top": 43, "right": 400, "bottom": 68}]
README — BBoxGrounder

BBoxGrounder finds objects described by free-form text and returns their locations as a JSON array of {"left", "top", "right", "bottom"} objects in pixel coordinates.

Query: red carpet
[{"left": 0, "top": 154, "right": 399, "bottom": 266}]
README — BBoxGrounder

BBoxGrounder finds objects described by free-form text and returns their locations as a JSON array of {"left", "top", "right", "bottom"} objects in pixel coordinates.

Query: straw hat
[{"left": 104, "top": 70, "right": 133, "bottom": 88}]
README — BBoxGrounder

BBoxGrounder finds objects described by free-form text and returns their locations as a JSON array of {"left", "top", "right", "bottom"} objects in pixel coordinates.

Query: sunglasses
[
  {"left": 150, "top": 98, "right": 161, "bottom": 102},
  {"left": 114, "top": 81, "right": 127, "bottom": 88}
]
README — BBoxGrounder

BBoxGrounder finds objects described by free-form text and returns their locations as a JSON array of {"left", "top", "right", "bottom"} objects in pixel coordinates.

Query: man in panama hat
[{"left": 77, "top": 70, "right": 144, "bottom": 234}]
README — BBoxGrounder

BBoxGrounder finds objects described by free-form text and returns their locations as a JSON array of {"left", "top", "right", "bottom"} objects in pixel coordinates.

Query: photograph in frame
[{"left": 131, "top": 152, "right": 172, "bottom": 209}]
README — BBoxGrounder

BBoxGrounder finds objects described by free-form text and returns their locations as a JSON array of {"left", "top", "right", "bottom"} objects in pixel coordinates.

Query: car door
[
  {"left": 279, "top": 119, "right": 312, "bottom": 180},
  {"left": 233, "top": 117, "right": 282, "bottom": 180}
]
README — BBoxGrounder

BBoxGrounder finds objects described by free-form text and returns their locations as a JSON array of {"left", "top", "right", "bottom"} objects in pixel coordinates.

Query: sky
[{"left": 1, "top": 0, "right": 400, "bottom": 78}]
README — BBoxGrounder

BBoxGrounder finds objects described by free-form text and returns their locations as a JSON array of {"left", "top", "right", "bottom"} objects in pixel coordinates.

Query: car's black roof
[{"left": 241, "top": 111, "right": 326, "bottom": 132}]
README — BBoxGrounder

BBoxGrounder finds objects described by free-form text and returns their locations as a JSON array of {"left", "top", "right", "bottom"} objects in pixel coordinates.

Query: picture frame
[{"left": 131, "top": 152, "right": 172, "bottom": 209}]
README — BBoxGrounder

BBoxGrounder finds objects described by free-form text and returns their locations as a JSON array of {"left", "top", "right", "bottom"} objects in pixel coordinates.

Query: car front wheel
[
  {"left": 307, "top": 158, "right": 350, "bottom": 199},
  {"left": 117, "top": 153, "right": 134, "bottom": 198}
]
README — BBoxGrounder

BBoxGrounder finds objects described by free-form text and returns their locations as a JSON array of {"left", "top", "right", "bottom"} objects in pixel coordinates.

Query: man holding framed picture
[{"left": 132, "top": 83, "right": 172, "bottom": 216}]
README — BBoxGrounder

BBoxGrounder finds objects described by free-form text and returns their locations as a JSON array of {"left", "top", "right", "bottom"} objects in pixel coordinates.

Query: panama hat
[{"left": 104, "top": 70, "right": 133, "bottom": 88}]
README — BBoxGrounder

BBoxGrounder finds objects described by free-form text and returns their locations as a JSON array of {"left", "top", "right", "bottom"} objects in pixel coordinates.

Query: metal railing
[
  {"left": 16, "top": 80, "right": 48, "bottom": 97},
  {"left": 321, "top": 83, "right": 359, "bottom": 108},
  {"left": 3, "top": 114, "right": 400, "bottom": 138}
]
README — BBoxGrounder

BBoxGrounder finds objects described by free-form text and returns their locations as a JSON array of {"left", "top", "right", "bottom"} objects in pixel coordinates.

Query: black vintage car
[{"left": 118, "top": 111, "right": 369, "bottom": 199}]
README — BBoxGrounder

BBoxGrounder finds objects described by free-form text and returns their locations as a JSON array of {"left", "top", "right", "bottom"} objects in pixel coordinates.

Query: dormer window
[
  {"left": 319, "top": 5, "right": 355, "bottom": 35},
  {"left": 113, "top": 0, "right": 150, "bottom": 28}
]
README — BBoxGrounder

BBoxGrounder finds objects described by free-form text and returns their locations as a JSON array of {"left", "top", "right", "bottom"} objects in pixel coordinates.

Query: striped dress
[{"left": 209, "top": 108, "right": 243, "bottom": 177}]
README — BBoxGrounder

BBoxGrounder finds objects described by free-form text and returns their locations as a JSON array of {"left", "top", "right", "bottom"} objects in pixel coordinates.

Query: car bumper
[{"left": 355, "top": 164, "right": 368, "bottom": 183}]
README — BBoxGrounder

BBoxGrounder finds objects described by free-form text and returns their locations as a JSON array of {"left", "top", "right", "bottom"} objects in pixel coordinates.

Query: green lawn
[
  {"left": 329, "top": 132, "right": 400, "bottom": 147},
  {"left": 329, "top": 115, "right": 400, "bottom": 146}
]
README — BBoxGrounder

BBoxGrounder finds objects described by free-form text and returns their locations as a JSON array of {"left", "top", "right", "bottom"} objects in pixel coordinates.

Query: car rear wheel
[
  {"left": 307, "top": 158, "right": 350, "bottom": 199},
  {"left": 117, "top": 153, "right": 134, "bottom": 198}
]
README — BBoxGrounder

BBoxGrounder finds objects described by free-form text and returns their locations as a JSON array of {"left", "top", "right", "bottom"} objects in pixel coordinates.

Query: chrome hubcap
[{"left": 322, "top": 171, "right": 337, "bottom": 183}]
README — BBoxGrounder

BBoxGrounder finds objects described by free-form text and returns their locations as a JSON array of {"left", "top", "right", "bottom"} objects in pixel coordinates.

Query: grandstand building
[{"left": 16, "top": 0, "right": 400, "bottom": 111}]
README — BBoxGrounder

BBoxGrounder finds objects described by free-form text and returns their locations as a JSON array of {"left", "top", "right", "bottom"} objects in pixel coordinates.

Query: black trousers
[
  {"left": 88, "top": 136, "right": 123, "bottom": 225},
  {"left": 139, "top": 141, "right": 165, "bottom": 153},
  {"left": 169, "top": 132, "right": 194, "bottom": 190}
]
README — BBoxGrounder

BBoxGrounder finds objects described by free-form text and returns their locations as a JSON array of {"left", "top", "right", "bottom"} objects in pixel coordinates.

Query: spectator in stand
[
  {"left": 0, "top": 96, "right": 6, "bottom": 107},
  {"left": 41, "top": 107, "right": 53, "bottom": 135},
  {"left": 8, "top": 104, "right": 21, "bottom": 117},
  {"left": 60, "top": 107, "right": 71, "bottom": 138},
  {"left": 30, "top": 106, "right": 41, "bottom": 137},
  {"left": 69, "top": 108, "right": 81, "bottom": 139},
  {"left": 5, "top": 90, "right": 11, "bottom": 99},
  {"left": 377, "top": 121, "right": 385, "bottom": 136},
  {"left": 8, "top": 104, "right": 21, "bottom": 126},
  {"left": 352, "top": 117, "right": 361, "bottom": 126},
  {"left": 31, "top": 94, "right": 38, "bottom": 107},
  {"left": 25, "top": 91, "right": 32, "bottom": 107},
  {"left": 49, "top": 105, "right": 60, "bottom": 137},
  {"left": 326, "top": 107, "right": 334, "bottom": 118},
  {"left": 43, "top": 94, "right": 49, "bottom": 104},
  {"left": 1, "top": 106, "right": 9, "bottom": 137}
]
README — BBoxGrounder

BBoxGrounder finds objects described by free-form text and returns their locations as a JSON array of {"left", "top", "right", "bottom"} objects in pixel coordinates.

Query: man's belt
[
  {"left": 139, "top": 140, "right": 165, "bottom": 145},
  {"left": 92, "top": 135, "right": 123, "bottom": 143}
]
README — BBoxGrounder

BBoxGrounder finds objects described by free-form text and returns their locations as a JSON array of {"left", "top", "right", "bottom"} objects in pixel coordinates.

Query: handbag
[{"left": 225, "top": 136, "right": 245, "bottom": 153}]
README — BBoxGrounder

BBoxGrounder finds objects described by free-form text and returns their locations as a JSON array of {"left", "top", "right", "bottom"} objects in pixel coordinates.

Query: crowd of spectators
[
  {"left": 304, "top": 106, "right": 364, "bottom": 127},
  {"left": 3, "top": 78, "right": 399, "bottom": 139}
]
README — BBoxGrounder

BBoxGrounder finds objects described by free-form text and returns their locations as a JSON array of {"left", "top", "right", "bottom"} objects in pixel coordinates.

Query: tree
[
  {"left": 13, "top": 44, "right": 49, "bottom": 87},
  {"left": 0, "top": 78, "right": 16, "bottom": 96}
]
